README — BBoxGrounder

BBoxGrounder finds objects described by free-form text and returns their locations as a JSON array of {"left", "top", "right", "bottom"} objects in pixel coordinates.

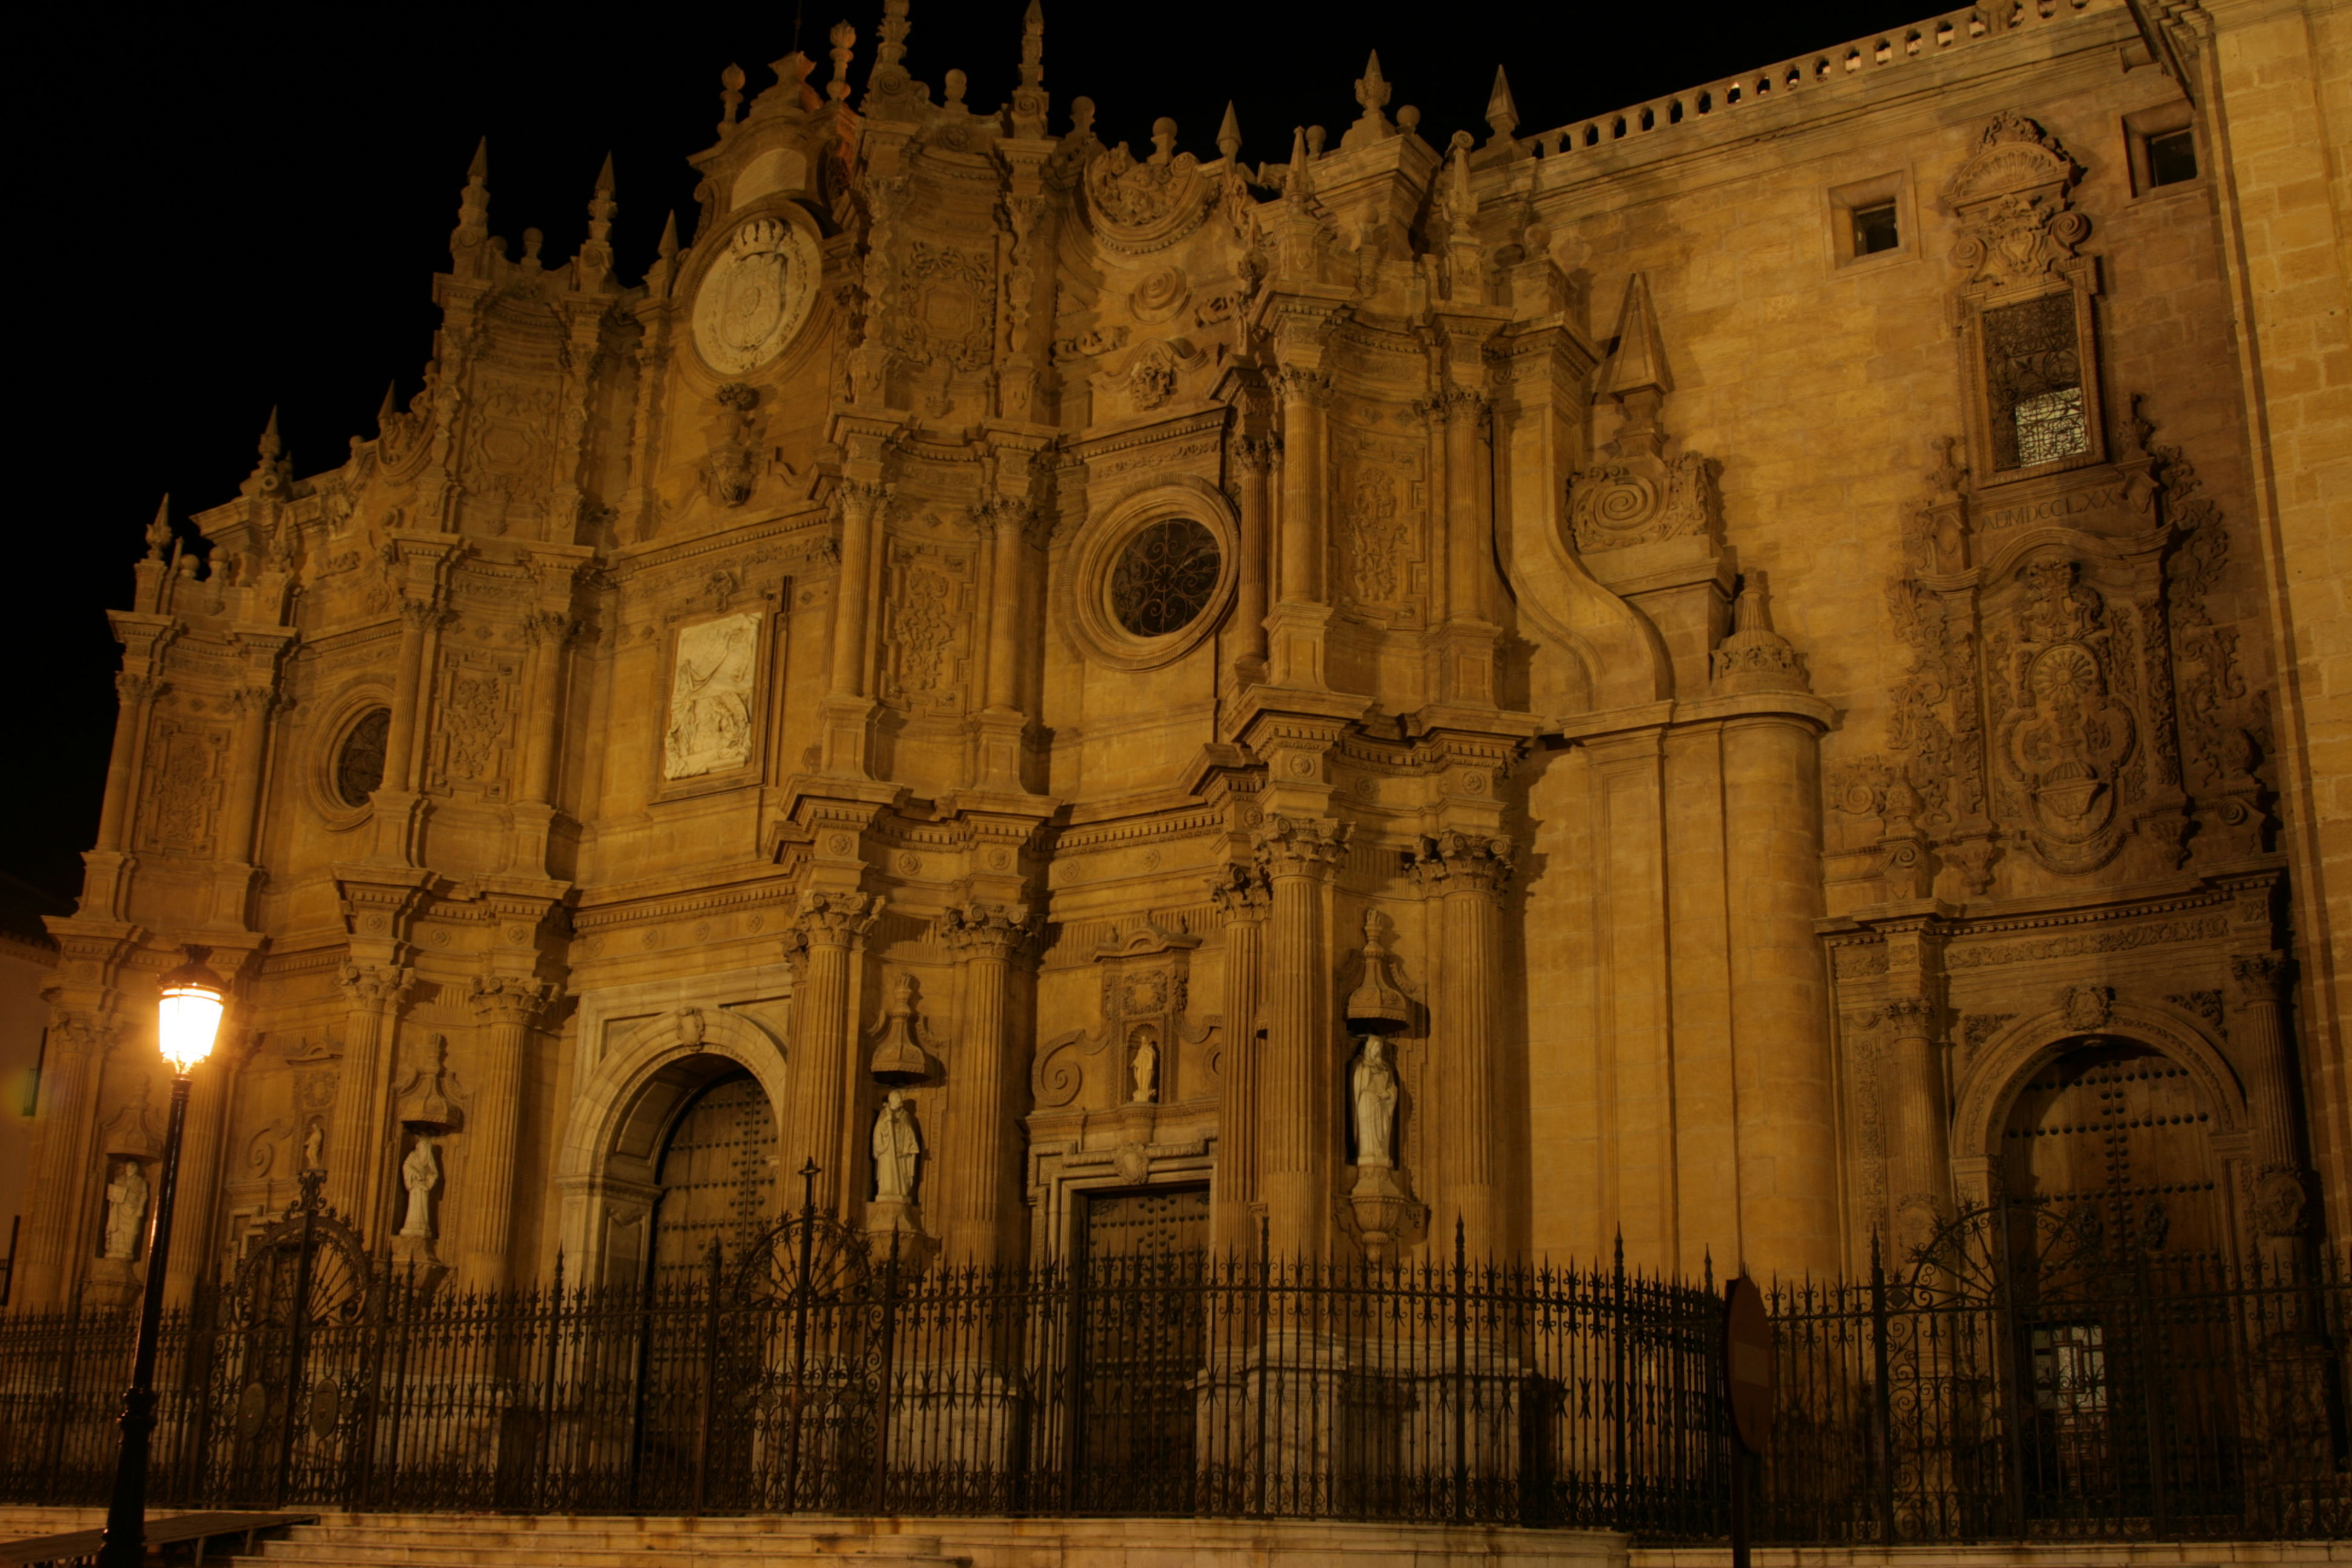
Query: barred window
[
  {"left": 1109, "top": 519, "right": 1220, "bottom": 638},
  {"left": 1983, "top": 294, "right": 2088, "bottom": 470},
  {"left": 335, "top": 707, "right": 391, "bottom": 808}
]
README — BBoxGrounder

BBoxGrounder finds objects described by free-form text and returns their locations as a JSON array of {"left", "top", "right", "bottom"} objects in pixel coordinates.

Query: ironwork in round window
[
  {"left": 1109, "top": 518, "right": 1220, "bottom": 638},
  {"left": 334, "top": 707, "right": 391, "bottom": 809}
]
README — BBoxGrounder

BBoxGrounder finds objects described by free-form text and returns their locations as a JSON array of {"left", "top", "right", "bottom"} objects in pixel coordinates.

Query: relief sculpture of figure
[
  {"left": 1353, "top": 1037, "right": 1399, "bottom": 1169},
  {"left": 872, "top": 1089, "right": 920, "bottom": 1203},
  {"left": 399, "top": 1134, "right": 440, "bottom": 1239},
  {"left": 103, "top": 1160, "right": 149, "bottom": 1261}
]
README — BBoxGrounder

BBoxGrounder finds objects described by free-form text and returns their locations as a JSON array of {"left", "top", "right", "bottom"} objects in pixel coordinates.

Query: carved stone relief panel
[
  {"left": 139, "top": 718, "right": 228, "bottom": 855},
  {"left": 1332, "top": 418, "right": 1429, "bottom": 625},
  {"left": 428, "top": 648, "right": 520, "bottom": 798},
  {"left": 459, "top": 371, "right": 558, "bottom": 534},
  {"left": 691, "top": 215, "right": 821, "bottom": 377},
  {"left": 662, "top": 611, "right": 763, "bottom": 782},
  {"left": 877, "top": 540, "right": 974, "bottom": 713}
]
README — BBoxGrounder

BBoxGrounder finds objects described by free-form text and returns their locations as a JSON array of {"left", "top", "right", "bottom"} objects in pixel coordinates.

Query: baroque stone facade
[{"left": 18, "top": 0, "right": 2349, "bottom": 1307}]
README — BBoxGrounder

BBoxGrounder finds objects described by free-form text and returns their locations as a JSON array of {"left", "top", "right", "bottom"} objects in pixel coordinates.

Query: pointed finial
[
  {"left": 1355, "top": 51, "right": 1391, "bottom": 113},
  {"left": 1598, "top": 273, "right": 1673, "bottom": 402},
  {"left": 828, "top": 22, "right": 857, "bottom": 102},
  {"left": 1217, "top": 101, "right": 1242, "bottom": 161},
  {"left": 1485, "top": 66, "right": 1520, "bottom": 144},
  {"left": 376, "top": 382, "right": 399, "bottom": 431},
  {"left": 145, "top": 496, "right": 172, "bottom": 561},
  {"left": 451, "top": 137, "right": 492, "bottom": 275},
  {"left": 1287, "top": 123, "right": 1313, "bottom": 200},
  {"left": 258, "top": 407, "right": 283, "bottom": 460},
  {"left": 466, "top": 136, "right": 488, "bottom": 181},
  {"left": 658, "top": 209, "right": 679, "bottom": 264},
  {"left": 593, "top": 151, "right": 615, "bottom": 196},
  {"left": 1010, "top": 1, "right": 1048, "bottom": 137}
]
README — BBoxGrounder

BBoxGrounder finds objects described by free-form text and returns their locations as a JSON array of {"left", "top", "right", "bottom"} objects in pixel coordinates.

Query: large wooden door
[
  {"left": 1071, "top": 1185, "right": 1209, "bottom": 1512},
  {"left": 648, "top": 1072, "right": 778, "bottom": 1287}
]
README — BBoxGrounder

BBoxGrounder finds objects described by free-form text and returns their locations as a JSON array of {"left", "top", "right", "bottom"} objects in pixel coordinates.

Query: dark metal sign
[{"left": 1723, "top": 1275, "right": 1773, "bottom": 1457}]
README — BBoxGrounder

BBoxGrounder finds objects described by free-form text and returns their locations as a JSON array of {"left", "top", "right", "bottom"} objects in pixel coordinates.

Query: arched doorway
[
  {"left": 2000, "top": 1036, "right": 2226, "bottom": 1264},
  {"left": 648, "top": 1068, "right": 779, "bottom": 1288}
]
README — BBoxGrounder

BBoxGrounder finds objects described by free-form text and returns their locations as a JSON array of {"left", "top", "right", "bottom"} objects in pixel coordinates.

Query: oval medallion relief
[{"left": 692, "top": 215, "right": 820, "bottom": 376}]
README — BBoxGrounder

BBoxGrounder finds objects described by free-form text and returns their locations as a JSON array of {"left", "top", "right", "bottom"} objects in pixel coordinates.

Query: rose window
[
  {"left": 1109, "top": 519, "right": 1220, "bottom": 638},
  {"left": 335, "top": 707, "right": 391, "bottom": 808}
]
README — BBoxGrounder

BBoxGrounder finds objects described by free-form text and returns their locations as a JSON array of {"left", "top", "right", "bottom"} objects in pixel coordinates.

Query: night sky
[{"left": 10, "top": 2, "right": 1917, "bottom": 910}]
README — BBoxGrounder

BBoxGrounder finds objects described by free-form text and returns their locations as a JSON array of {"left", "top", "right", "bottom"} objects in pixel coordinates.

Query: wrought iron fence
[{"left": 0, "top": 1187, "right": 2344, "bottom": 1545}]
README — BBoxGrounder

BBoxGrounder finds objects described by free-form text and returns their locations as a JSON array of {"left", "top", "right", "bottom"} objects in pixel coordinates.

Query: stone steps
[{"left": 236, "top": 1517, "right": 966, "bottom": 1568}]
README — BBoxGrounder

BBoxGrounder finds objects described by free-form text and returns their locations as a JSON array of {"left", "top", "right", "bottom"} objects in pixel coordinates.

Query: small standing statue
[
  {"left": 301, "top": 1120, "right": 325, "bottom": 1171},
  {"left": 1353, "top": 1036, "right": 1399, "bottom": 1169},
  {"left": 398, "top": 1134, "right": 440, "bottom": 1239},
  {"left": 872, "top": 1089, "right": 920, "bottom": 1203},
  {"left": 1129, "top": 1025, "right": 1160, "bottom": 1105},
  {"left": 103, "top": 1160, "right": 149, "bottom": 1261}
]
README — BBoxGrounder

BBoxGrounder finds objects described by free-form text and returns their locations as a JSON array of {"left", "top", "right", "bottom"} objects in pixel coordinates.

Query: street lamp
[{"left": 97, "top": 946, "right": 226, "bottom": 1568}]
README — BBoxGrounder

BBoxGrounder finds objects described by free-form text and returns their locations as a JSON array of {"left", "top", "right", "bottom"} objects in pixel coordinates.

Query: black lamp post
[{"left": 97, "top": 946, "right": 227, "bottom": 1568}]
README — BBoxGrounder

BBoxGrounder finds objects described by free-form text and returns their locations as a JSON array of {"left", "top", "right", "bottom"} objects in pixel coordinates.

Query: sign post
[{"left": 1722, "top": 1276, "right": 1774, "bottom": 1568}]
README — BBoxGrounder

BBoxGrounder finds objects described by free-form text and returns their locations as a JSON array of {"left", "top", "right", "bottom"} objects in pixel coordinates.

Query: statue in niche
[
  {"left": 103, "top": 1160, "right": 149, "bottom": 1261},
  {"left": 398, "top": 1134, "right": 440, "bottom": 1239},
  {"left": 1352, "top": 1037, "right": 1399, "bottom": 1169},
  {"left": 1129, "top": 1024, "right": 1160, "bottom": 1105},
  {"left": 302, "top": 1120, "right": 325, "bottom": 1171},
  {"left": 872, "top": 1090, "right": 920, "bottom": 1203}
]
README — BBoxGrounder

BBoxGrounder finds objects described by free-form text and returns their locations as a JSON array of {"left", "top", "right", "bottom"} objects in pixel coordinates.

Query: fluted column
[
  {"left": 518, "top": 611, "right": 572, "bottom": 806},
  {"left": 329, "top": 962, "right": 413, "bottom": 1238},
  {"left": 1878, "top": 995, "right": 1953, "bottom": 1252},
  {"left": 1230, "top": 437, "right": 1273, "bottom": 681},
  {"left": 2230, "top": 952, "right": 2315, "bottom": 1259},
  {"left": 462, "top": 974, "right": 554, "bottom": 1289},
  {"left": 1410, "top": 831, "right": 1511, "bottom": 1255},
  {"left": 936, "top": 902, "right": 1032, "bottom": 1264},
  {"left": 1273, "top": 370, "right": 1327, "bottom": 608},
  {"left": 1442, "top": 390, "right": 1490, "bottom": 626},
  {"left": 786, "top": 891, "right": 881, "bottom": 1210},
  {"left": 1253, "top": 816, "right": 1348, "bottom": 1256},
  {"left": 15, "top": 1014, "right": 119, "bottom": 1306},
  {"left": 219, "top": 687, "right": 279, "bottom": 863},
  {"left": 163, "top": 1040, "right": 243, "bottom": 1303},
  {"left": 1208, "top": 866, "right": 1272, "bottom": 1252},
  {"left": 384, "top": 598, "right": 437, "bottom": 794}
]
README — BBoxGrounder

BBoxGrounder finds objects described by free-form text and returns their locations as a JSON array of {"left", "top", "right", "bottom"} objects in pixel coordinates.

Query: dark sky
[{"left": 9, "top": 1, "right": 1918, "bottom": 909}]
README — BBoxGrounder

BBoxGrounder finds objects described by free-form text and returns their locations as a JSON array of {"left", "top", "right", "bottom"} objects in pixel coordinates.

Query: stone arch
[
  {"left": 1949, "top": 998, "right": 2253, "bottom": 1216},
  {"left": 554, "top": 1007, "right": 789, "bottom": 1280}
]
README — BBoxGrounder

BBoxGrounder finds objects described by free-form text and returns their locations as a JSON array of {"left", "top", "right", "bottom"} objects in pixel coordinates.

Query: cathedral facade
[{"left": 17, "top": 0, "right": 2348, "bottom": 1310}]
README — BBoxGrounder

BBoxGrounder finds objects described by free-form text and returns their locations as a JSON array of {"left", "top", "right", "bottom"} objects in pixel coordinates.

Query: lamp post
[{"left": 97, "top": 946, "right": 226, "bottom": 1568}]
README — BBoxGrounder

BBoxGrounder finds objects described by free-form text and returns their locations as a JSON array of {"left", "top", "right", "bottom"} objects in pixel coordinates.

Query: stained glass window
[
  {"left": 1110, "top": 519, "right": 1220, "bottom": 638},
  {"left": 1983, "top": 294, "right": 2088, "bottom": 470},
  {"left": 335, "top": 707, "right": 391, "bottom": 808}
]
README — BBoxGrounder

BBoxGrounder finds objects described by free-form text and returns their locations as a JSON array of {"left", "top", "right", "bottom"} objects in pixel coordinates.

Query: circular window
[
  {"left": 1110, "top": 518, "right": 1220, "bottom": 638},
  {"left": 334, "top": 707, "right": 391, "bottom": 808}
]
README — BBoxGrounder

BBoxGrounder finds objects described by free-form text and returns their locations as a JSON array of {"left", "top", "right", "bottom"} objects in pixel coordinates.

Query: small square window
[
  {"left": 2147, "top": 128, "right": 2198, "bottom": 187},
  {"left": 1852, "top": 202, "right": 1900, "bottom": 256}
]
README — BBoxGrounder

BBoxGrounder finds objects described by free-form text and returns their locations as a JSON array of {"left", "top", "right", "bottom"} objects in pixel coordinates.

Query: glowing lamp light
[{"left": 155, "top": 947, "right": 227, "bottom": 1075}]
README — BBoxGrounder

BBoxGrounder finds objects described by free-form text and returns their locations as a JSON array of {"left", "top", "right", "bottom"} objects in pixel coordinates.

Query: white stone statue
[
  {"left": 302, "top": 1120, "right": 325, "bottom": 1171},
  {"left": 103, "top": 1160, "right": 148, "bottom": 1261},
  {"left": 1130, "top": 1026, "right": 1159, "bottom": 1105},
  {"left": 398, "top": 1134, "right": 440, "bottom": 1239},
  {"left": 872, "top": 1090, "right": 920, "bottom": 1203},
  {"left": 1352, "top": 1036, "right": 1399, "bottom": 1169}
]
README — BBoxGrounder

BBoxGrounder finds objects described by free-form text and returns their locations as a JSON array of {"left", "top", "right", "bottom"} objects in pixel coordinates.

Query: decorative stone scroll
[{"left": 1079, "top": 120, "right": 1217, "bottom": 252}]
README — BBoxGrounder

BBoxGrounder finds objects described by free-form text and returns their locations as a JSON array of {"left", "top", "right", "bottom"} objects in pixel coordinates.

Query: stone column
[
  {"left": 1208, "top": 866, "right": 1272, "bottom": 1252},
  {"left": 786, "top": 891, "right": 881, "bottom": 1211},
  {"left": 163, "top": 1039, "right": 242, "bottom": 1303},
  {"left": 462, "top": 974, "right": 554, "bottom": 1289},
  {"left": 1442, "top": 390, "right": 1490, "bottom": 626},
  {"left": 2230, "top": 952, "right": 2315, "bottom": 1259},
  {"left": 936, "top": 902, "right": 1031, "bottom": 1264},
  {"left": 1273, "top": 370, "right": 1327, "bottom": 607},
  {"left": 829, "top": 482, "right": 886, "bottom": 700},
  {"left": 13, "top": 1014, "right": 118, "bottom": 1306},
  {"left": 93, "top": 673, "right": 157, "bottom": 854},
  {"left": 518, "top": 611, "right": 572, "bottom": 806},
  {"left": 1230, "top": 437, "right": 1273, "bottom": 681},
  {"left": 218, "top": 687, "right": 278, "bottom": 863},
  {"left": 1253, "top": 816, "right": 1348, "bottom": 1257},
  {"left": 1410, "top": 832, "right": 1511, "bottom": 1256},
  {"left": 383, "top": 598, "right": 437, "bottom": 794},
  {"left": 330, "top": 962, "right": 412, "bottom": 1239},
  {"left": 1878, "top": 995, "right": 1953, "bottom": 1256},
  {"left": 1722, "top": 715, "right": 1839, "bottom": 1276}
]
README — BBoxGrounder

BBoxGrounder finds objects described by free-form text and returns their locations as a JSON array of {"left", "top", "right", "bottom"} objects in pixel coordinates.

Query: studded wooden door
[
  {"left": 1071, "top": 1185, "right": 1209, "bottom": 1512},
  {"left": 648, "top": 1072, "right": 779, "bottom": 1287},
  {"left": 2001, "top": 1039, "right": 2225, "bottom": 1264}
]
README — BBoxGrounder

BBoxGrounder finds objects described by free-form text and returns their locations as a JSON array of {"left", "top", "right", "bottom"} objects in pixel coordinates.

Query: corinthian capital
[
  {"left": 1252, "top": 815, "right": 1350, "bottom": 880},
  {"left": 2228, "top": 952, "right": 2288, "bottom": 1006},
  {"left": 938, "top": 900, "right": 1036, "bottom": 962},
  {"left": 1406, "top": 830, "right": 1513, "bottom": 900},
  {"left": 338, "top": 961, "right": 415, "bottom": 1013},
  {"left": 789, "top": 888, "right": 883, "bottom": 948},
  {"left": 837, "top": 479, "right": 893, "bottom": 521},
  {"left": 1878, "top": 995, "right": 1938, "bottom": 1038},
  {"left": 1206, "top": 863, "right": 1273, "bottom": 921},
  {"left": 468, "top": 973, "right": 555, "bottom": 1025}
]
